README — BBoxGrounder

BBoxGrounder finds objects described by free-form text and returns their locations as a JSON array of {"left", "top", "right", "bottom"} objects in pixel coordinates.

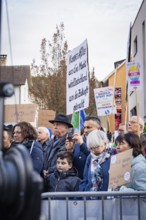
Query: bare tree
[
  {"left": 29, "top": 23, "right": 100, "bottom": 115},
  {"left": 29, "top": 23, "right": 68, "bottom": 113}
]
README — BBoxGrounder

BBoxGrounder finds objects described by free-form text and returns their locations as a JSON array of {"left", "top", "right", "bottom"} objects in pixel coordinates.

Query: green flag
[{"left": 71, "top": 112, "right": 80, "bottom": 131}]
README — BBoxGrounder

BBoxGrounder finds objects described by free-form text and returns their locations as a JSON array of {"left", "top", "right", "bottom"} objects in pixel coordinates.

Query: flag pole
[
  {"left": 135, "top": 87, "right": 140, "bottom": 136},
  {"left": 79, "top": 110, "right": 80, "bottom": 133},
  {"left": 125, "top": 23, "right": 132, "bottom": 124}
]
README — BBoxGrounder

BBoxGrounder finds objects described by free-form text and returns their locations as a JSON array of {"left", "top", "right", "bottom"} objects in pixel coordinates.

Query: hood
[{"left": 132, "top": 154, "right": 146, "bottom": 167}]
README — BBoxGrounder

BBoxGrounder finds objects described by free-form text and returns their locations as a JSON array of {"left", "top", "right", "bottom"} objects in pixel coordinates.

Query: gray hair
[
  {"left": 37, "top": 127, "right": 50, "bottom": 136},
  {"left": 130, "top": 116, "right": 144, "bottom": 133},
  {"left": 87, "top": 129, "right": 107, "bottom": 149}
]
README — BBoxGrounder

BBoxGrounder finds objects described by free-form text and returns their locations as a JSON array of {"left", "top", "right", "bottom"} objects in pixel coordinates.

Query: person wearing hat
[{"left": 43, "top": 114, "right": 73, "bottom": 183}]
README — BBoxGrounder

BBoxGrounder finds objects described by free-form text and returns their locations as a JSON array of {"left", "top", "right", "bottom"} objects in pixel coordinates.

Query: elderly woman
[
  {"left": 116, "top": 132, "right": 146, "bottom": 191},
  {"left": 79, "top": 129, "right": 111, "bottom": 191},
  {"left": 12, "top": 121, "right": 44, "bottom": 175}
]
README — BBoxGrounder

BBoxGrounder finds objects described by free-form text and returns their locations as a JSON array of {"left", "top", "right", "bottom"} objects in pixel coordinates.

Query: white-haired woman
[{"left": 79, "top": 130, "right": 111, "bottom": 191}]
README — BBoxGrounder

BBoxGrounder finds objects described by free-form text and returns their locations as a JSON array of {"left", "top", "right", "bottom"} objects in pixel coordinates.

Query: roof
[
  {"left": 102, "top": 59, "right": 126, "bottom": 83},
  {"left": 0, "top": 65, "right": 30, "bottom": 85}
]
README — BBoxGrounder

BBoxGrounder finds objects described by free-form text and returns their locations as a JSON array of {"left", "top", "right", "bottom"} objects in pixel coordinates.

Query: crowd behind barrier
[{"left": 41, "top": 191, "right": 146, "bottom": 220}]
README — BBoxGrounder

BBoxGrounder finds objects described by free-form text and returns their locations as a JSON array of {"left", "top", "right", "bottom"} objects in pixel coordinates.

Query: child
[{"left": 46, "top": 151, "right": 81, "bottom": 192}]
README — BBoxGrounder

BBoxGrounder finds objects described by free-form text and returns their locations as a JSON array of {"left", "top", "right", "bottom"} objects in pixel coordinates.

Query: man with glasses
[{"left": 127, "top": 115, "right": 144, "bottom": 136}]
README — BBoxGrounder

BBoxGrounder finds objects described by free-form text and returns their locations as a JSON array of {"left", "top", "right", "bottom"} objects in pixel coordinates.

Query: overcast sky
[{"left": 1, "top": 0, "right": 143, "bottom": 80}]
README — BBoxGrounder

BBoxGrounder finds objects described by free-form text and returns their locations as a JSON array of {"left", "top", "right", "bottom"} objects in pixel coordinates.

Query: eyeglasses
[{"left": 128, "top": 121, "right": 138, "bottom": 125}]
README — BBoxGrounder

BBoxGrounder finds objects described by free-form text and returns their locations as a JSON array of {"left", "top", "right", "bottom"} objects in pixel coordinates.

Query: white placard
[
  {"left": 126, "top": 61, "right": 141, "bottom": 92},
  {"left": 94, "top": 86, "right": 117, "bottom": 116},
  {"left": 66, "top": 39, "right": 89, "bottom": 115}
]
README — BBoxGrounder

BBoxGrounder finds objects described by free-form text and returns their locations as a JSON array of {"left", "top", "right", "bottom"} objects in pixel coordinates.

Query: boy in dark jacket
[{"left": 46, "top": 151, "right": 81, "bottom": 192}]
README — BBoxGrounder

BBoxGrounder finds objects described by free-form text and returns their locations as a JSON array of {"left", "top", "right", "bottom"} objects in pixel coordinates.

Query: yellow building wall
[{"left": 108, "top": 62, "right": 127, "bottom": 133}]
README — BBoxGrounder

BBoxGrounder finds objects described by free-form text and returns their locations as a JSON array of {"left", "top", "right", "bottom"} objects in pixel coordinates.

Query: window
[
  {"left": 133, "top": 36, "right": 138, "bottom": 56},
  {"left": 130, "top": 106, "right": 137, "bottom": 116}
]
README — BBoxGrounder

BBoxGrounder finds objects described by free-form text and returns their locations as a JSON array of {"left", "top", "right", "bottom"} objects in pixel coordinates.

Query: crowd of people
[{"left": 2, "top": 113, "right": 146, "bottom": 193}]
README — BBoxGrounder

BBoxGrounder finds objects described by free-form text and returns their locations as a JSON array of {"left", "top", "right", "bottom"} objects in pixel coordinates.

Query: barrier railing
[{"left": 41, "top": 191, "right": 146, "bottom": 220}]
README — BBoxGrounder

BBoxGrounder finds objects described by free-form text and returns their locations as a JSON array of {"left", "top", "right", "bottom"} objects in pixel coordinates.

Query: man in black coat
[{"left": 43, "top": 114, "right": 73, "bottom": 177}]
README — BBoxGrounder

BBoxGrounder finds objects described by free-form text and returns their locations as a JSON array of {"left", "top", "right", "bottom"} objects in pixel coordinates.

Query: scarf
[{"left": 90, "top": 151, "right": 110, "bottom": 191}]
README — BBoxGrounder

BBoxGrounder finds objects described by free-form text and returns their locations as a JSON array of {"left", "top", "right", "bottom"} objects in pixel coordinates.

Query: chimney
[{"left": 0, "top": 54, "right": 7, "bottom": 66}]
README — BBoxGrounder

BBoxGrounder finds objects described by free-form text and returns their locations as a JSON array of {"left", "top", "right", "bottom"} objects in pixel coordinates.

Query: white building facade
[{"left": 129, "top": 0, "right": 146, "bottom": 123}]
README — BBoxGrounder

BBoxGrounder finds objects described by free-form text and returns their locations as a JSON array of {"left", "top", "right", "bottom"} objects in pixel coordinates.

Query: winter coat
[
  {"left": 47, "top": 168, "right": 81, "bottom": 192},
  {"left": 120, "top": 154, "right": 146, "bottom": 191},
  {"left": 79, "top": 153, "right": 111, "bottom": 191},
  {"left": 37, "top": 138, "right": 50, "bottom": 157},
  {"left": 12, "top": 139, "right": 44, "bottom": 174},
  {"left": 73, "top": 142, "right": 90, "bottom": 179},
  {"left": 43, "top": 134, "right": 66, "bottom": 173}
]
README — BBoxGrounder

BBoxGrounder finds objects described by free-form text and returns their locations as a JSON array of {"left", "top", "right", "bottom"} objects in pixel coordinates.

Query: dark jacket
[
  {"left": 12, "top": 139, "right": 44, "bottom": 174},
  {"left": 47, "top": 168, "right": 81, "bottom": 192},
  {"left": 43, "top": 134, "right": 66, "bottom": 173},
  {"left": 79, "top": 154, "right": 111, "bottom": 191},
  {"left": 73, "top": 142, "right": 90, "bottom": 179},
  {"left": 37, "top": 138, "right": 50, "bottom": 157}
]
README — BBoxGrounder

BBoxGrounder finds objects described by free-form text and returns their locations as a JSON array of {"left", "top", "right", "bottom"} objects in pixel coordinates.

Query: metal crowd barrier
[{"left": 41, "top": 191, "right": 146, "bottom": 220}]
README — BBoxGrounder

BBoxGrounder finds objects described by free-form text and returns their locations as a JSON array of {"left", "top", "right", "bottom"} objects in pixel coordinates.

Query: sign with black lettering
[{"left": 66, "top": 39, "right": 89, "bottom": 115}]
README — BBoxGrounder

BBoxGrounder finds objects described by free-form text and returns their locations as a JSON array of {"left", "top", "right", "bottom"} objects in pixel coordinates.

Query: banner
[
  {"left": 126, "top": 61, "right": 141, "bottom": 92},
  {"left": 66, "top": 39, "right": 89, "bottom": 115},
  {"left": 114, "top": 88, "right": 122, "bottom": 130},
  {"left": 94, "top": 86, "right": 117, "bottom": 116}
]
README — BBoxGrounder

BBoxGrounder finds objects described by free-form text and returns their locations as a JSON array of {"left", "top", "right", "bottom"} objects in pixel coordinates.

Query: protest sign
[
  {"left": 66, "top": 39, "right": 89, "bottom": 115},
  {"left": 126, "top": 61, "right": 141, "bottom": 92},
  {"left": 94, "top": 86, "right": 117, "bottom": 116},
  {"left": 108, "top": 149, "right": 133, "bottom": 189},
  {"left": 4, "top": 104, "right": 37, "bottom": 123}
]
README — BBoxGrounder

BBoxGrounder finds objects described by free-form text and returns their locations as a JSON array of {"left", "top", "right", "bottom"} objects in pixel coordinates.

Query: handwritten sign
[
  {"left": 108, "top": 149, "right": 133, "bottom": 189},
  {"left": 94, "top": 86, "right": 117, "bottom": 116},
  {"left": 66, "top": 39, "right": 89, "bottom": 115},
  {"left": 126, "top": 61, "right": 141, "bottom": 92}
]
